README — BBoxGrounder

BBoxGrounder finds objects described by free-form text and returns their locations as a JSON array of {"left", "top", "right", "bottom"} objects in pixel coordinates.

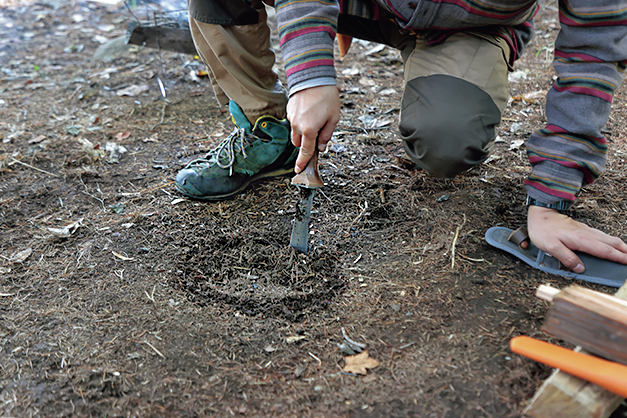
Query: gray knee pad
[{"left": 399, "top": 74, "right": 502, "bottom": 178}]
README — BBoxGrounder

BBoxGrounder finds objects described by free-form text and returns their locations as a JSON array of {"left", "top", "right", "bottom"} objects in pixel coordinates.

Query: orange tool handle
[
  {"left": 337, "top": 34, "right": 353, "bottom": 57},
  {"left": 510, "top": 336, "right": 627, "bottom": 398}
]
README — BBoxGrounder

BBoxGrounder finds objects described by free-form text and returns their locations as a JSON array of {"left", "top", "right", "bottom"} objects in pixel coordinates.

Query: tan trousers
[
  {"left": 189, "top": 9, "right": 288, "bottom": 122},
  {"left": 190, "top": 12, "right": 509, "bottom": 116},
  {"left": 191, "top": 11, "right": 510, "bottom": 177},
  {"left": 404, "top": 32, "right": 510, "bottom": 113}
]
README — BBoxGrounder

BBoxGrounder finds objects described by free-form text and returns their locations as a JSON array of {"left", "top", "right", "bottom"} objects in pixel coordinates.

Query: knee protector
[{"left": 400, "top": 74, "right": 502, "bottom": 178}]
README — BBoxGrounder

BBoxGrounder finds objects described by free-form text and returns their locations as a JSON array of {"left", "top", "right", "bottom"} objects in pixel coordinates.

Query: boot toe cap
[
  {"left": 175, "top": 168, "right": 206, "bottom": 198},
  {"left": 175, "top": 167, "right": 248, "bottom": 200}
]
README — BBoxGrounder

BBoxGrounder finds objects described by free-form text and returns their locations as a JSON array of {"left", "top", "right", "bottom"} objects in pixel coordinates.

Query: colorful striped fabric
[
  {"left": 276, "top": 0, "right": 339, "bottom": 90},
  {"left": 275, "top": 0, "right": 537, "bottom": 90},
  {"left": 525, "top": 0, "right": 627, "bottom": 204},
  {"left": 274, "top": 0, "right": 626, "bottom": 203}
]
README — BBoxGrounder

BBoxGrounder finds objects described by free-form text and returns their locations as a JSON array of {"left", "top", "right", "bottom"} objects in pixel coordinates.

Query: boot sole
[{"left": 175, "top": 166, "right": 294, "bottom": 201}]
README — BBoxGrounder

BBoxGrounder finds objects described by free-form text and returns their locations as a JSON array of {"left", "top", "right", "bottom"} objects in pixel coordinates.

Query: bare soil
[{"left": 1, "top": 1, "right": 627, "bottom": 417}]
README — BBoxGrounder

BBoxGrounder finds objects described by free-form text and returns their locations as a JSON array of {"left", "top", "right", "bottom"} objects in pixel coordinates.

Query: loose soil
[{"left": 1, "top": 1, "right": 627, "bottom": 417}]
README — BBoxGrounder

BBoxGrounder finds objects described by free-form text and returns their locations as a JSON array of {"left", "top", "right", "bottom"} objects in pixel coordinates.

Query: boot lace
[{"left": 187, "top": 127, "right": 253, "bottom": 176}]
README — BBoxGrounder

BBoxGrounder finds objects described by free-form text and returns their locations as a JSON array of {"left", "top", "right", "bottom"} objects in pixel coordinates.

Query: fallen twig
[
  {"left": 10, "top": 158, "right": 58, "bottom": 177},
  {"left": 451, "top": 214, "right": 467, "bottom": 269},
  {"left": 142, "top": 181, "right": 175, "bottom": 194},
  {"left": 151, "top": 102, "right": 168, "bottom": 131},
  {"left": 143, "top": 340, "right": 165, "bottom": 358},
  {"left": 349, "top": 201, "right": 369, "bottom": 227},
  {"left": 308, "top": 352, "right": 322, "bottom": 366},
  {"left": 458, "top": 254, "right": 486, "bottom": 263},
  {"left": 79, "top": 190, "right": 104, "bottom": 208},
  {"left": 341, "top": 327, "right": 366, "bottom": 352}
]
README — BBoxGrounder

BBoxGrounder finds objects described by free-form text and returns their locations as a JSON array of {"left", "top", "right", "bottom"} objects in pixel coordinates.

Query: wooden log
[
  {"left": 524, "top": 283, "right": 627, "bottom": 418},
  {"left": 541, "top": 285, "right": 627, "bottom": 365},
  {"left": 126, "top": 23, "right": 197, "bottom": 55}
]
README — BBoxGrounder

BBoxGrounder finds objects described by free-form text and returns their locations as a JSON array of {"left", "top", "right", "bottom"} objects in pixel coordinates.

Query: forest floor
[{"left": 1, "top": 0, "right": 627, "bottom": 417}]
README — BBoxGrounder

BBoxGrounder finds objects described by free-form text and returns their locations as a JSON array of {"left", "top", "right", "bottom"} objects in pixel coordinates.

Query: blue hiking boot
[{"left": 175, "top": 101, "right": 297, "bottom": 200}]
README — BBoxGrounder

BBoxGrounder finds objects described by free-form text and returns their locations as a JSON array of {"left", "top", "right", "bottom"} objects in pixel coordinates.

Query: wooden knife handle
[{"left": 291, "top": 148, "right": 323, "bottom": 189}]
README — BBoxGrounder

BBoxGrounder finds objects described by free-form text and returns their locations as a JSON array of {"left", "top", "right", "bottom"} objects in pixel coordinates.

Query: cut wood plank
[
  {"left": 536, "top": 285, "right": 560, "bottom": 302},
  {"left": 524, "top": 282, "right": 627, "bottom": 418},
  {"left": 541, "top": 285, "right": 627, "bottom": 365}
]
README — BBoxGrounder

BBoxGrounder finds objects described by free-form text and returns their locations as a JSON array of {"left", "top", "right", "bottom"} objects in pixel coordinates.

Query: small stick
[
  {"left": 139, "top": 180, "right": 175, "bottom": 194},
  {"left": 79, "top": 190, "right": 105, "bottom": 208},
  {"left": 10, "top": 158, "right": 58, "bottom": 177},
  {"left": 317, "top": 188, "right": 332, "bottom": 203},
  {"left": 450, "top": 214, "right": 466, "bottom": 269},
  {"left": 341, "top": 327, "right": 366, "bottom": 350},
  {"left": 151, "top": 102, "right": 168, "bottom": 131},
  {"left": 143, "top": 341, "right": 165, "bottom": 358},
  {"left": 145, "top": 286, "right": 156, "bottom": 303},
  {"left": 308, "top": 352, "right": 322, "bottom": 366},
  {"left": 350, "top": 201, "right": 369, "bottom": 227}
]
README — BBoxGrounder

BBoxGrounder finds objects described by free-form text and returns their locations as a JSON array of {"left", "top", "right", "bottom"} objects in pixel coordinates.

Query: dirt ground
[{"left": 1, "top": 1, "right": 627, "bottom": 417}]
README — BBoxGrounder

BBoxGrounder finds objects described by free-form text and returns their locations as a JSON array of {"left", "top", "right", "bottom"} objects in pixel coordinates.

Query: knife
[{"left": 290, "top": 148, "right": 323, "bottom": 254}]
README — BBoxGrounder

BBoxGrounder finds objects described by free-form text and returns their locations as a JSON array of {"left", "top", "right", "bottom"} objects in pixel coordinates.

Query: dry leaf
[
  {"left": 47, "top": 218, "right": 83, "bottom": 238},
  {"left": 509, "top": 139, "right": 525, "bottom": 151},
  {"left": 28, "top": 135, "right": 46, "bottom": 144},
  {"left": 362, "top": 373, "right": 378, "bottom": 383},
  {"left": 115, "top": 84, "right": 149, "bottom": 97},
  {"left": 115, "top": 132, "right": 131, "bottom": 141},
  {"left": 78, "top": 137, "right": 106, "bottom": 159},
  {"left": 364, "top": 44, "right": 386, "bottom": 56},
  {"left": 379, "top": 88, "right": 397, "bottom": 96},
  {"left": 482, "top": 154, "right": 500, "bottom": 165},
  {"left": 341, "top": 67, "right": 360, "bottom": 76},
  {"left": 343, "top": 350, "right": 380, "bottom": 375},
  {"left": 11, "top": 248, "right": 32, "bottom": 264},
  {"left": 105, "top": 142, "right": 128, "bottom": 163},
  {"left": 358, "top": 77, "right": 375, "bottom": 87}
]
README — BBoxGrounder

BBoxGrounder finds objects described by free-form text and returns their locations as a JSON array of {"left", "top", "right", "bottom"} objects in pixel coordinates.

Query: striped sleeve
[
  {"left": 525, "top": 0, "right": 627, "bottom": 204},
  {"left": 275, "top": 0, "right": 340, "bottom": 94}
]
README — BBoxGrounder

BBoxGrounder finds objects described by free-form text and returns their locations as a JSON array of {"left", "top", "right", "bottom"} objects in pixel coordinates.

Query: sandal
[{"left": 485, "top": 226, "right": 626, "bottom": 288}]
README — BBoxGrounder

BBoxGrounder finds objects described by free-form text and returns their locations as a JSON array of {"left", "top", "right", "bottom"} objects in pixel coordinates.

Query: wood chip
[{"left": 112, "top": 251, "right": 134, "bottom": 261}]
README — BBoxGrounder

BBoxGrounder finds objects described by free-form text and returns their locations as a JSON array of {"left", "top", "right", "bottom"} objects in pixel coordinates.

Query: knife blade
[
  {"left": 290, "top": 187, "right": 316, "bottom": 253},
  {"left": 290, "top": 148, "right": 323, "bottom": 254}
]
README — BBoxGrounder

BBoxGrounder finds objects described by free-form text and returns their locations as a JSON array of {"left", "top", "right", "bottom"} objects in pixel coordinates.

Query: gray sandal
[{"left": 485, "top": 226, "right": 626, "bottom": 288}]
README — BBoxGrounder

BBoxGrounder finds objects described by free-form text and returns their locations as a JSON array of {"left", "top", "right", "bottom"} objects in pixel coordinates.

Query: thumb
[{"left": 552, "top": 246, "right": 585, "bottom": 273}]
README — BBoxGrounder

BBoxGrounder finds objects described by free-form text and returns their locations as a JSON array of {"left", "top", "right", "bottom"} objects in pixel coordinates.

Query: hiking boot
[{"left": 175, "top": 101, "right": 297, "bottom": 200}]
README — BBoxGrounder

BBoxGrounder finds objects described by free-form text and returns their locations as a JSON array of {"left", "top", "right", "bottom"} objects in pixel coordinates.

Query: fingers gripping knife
[{"left": 290, "top": 148, "right": 323, "bottom": 254}]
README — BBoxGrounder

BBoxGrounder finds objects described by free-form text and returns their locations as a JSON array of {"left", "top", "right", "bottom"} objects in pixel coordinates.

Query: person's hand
[
  {"left": 287, "top": 85, "right": 340, "bottom": 173},
  {"left": 526, "top": 205, "right": 627, "bottom": 273}
]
